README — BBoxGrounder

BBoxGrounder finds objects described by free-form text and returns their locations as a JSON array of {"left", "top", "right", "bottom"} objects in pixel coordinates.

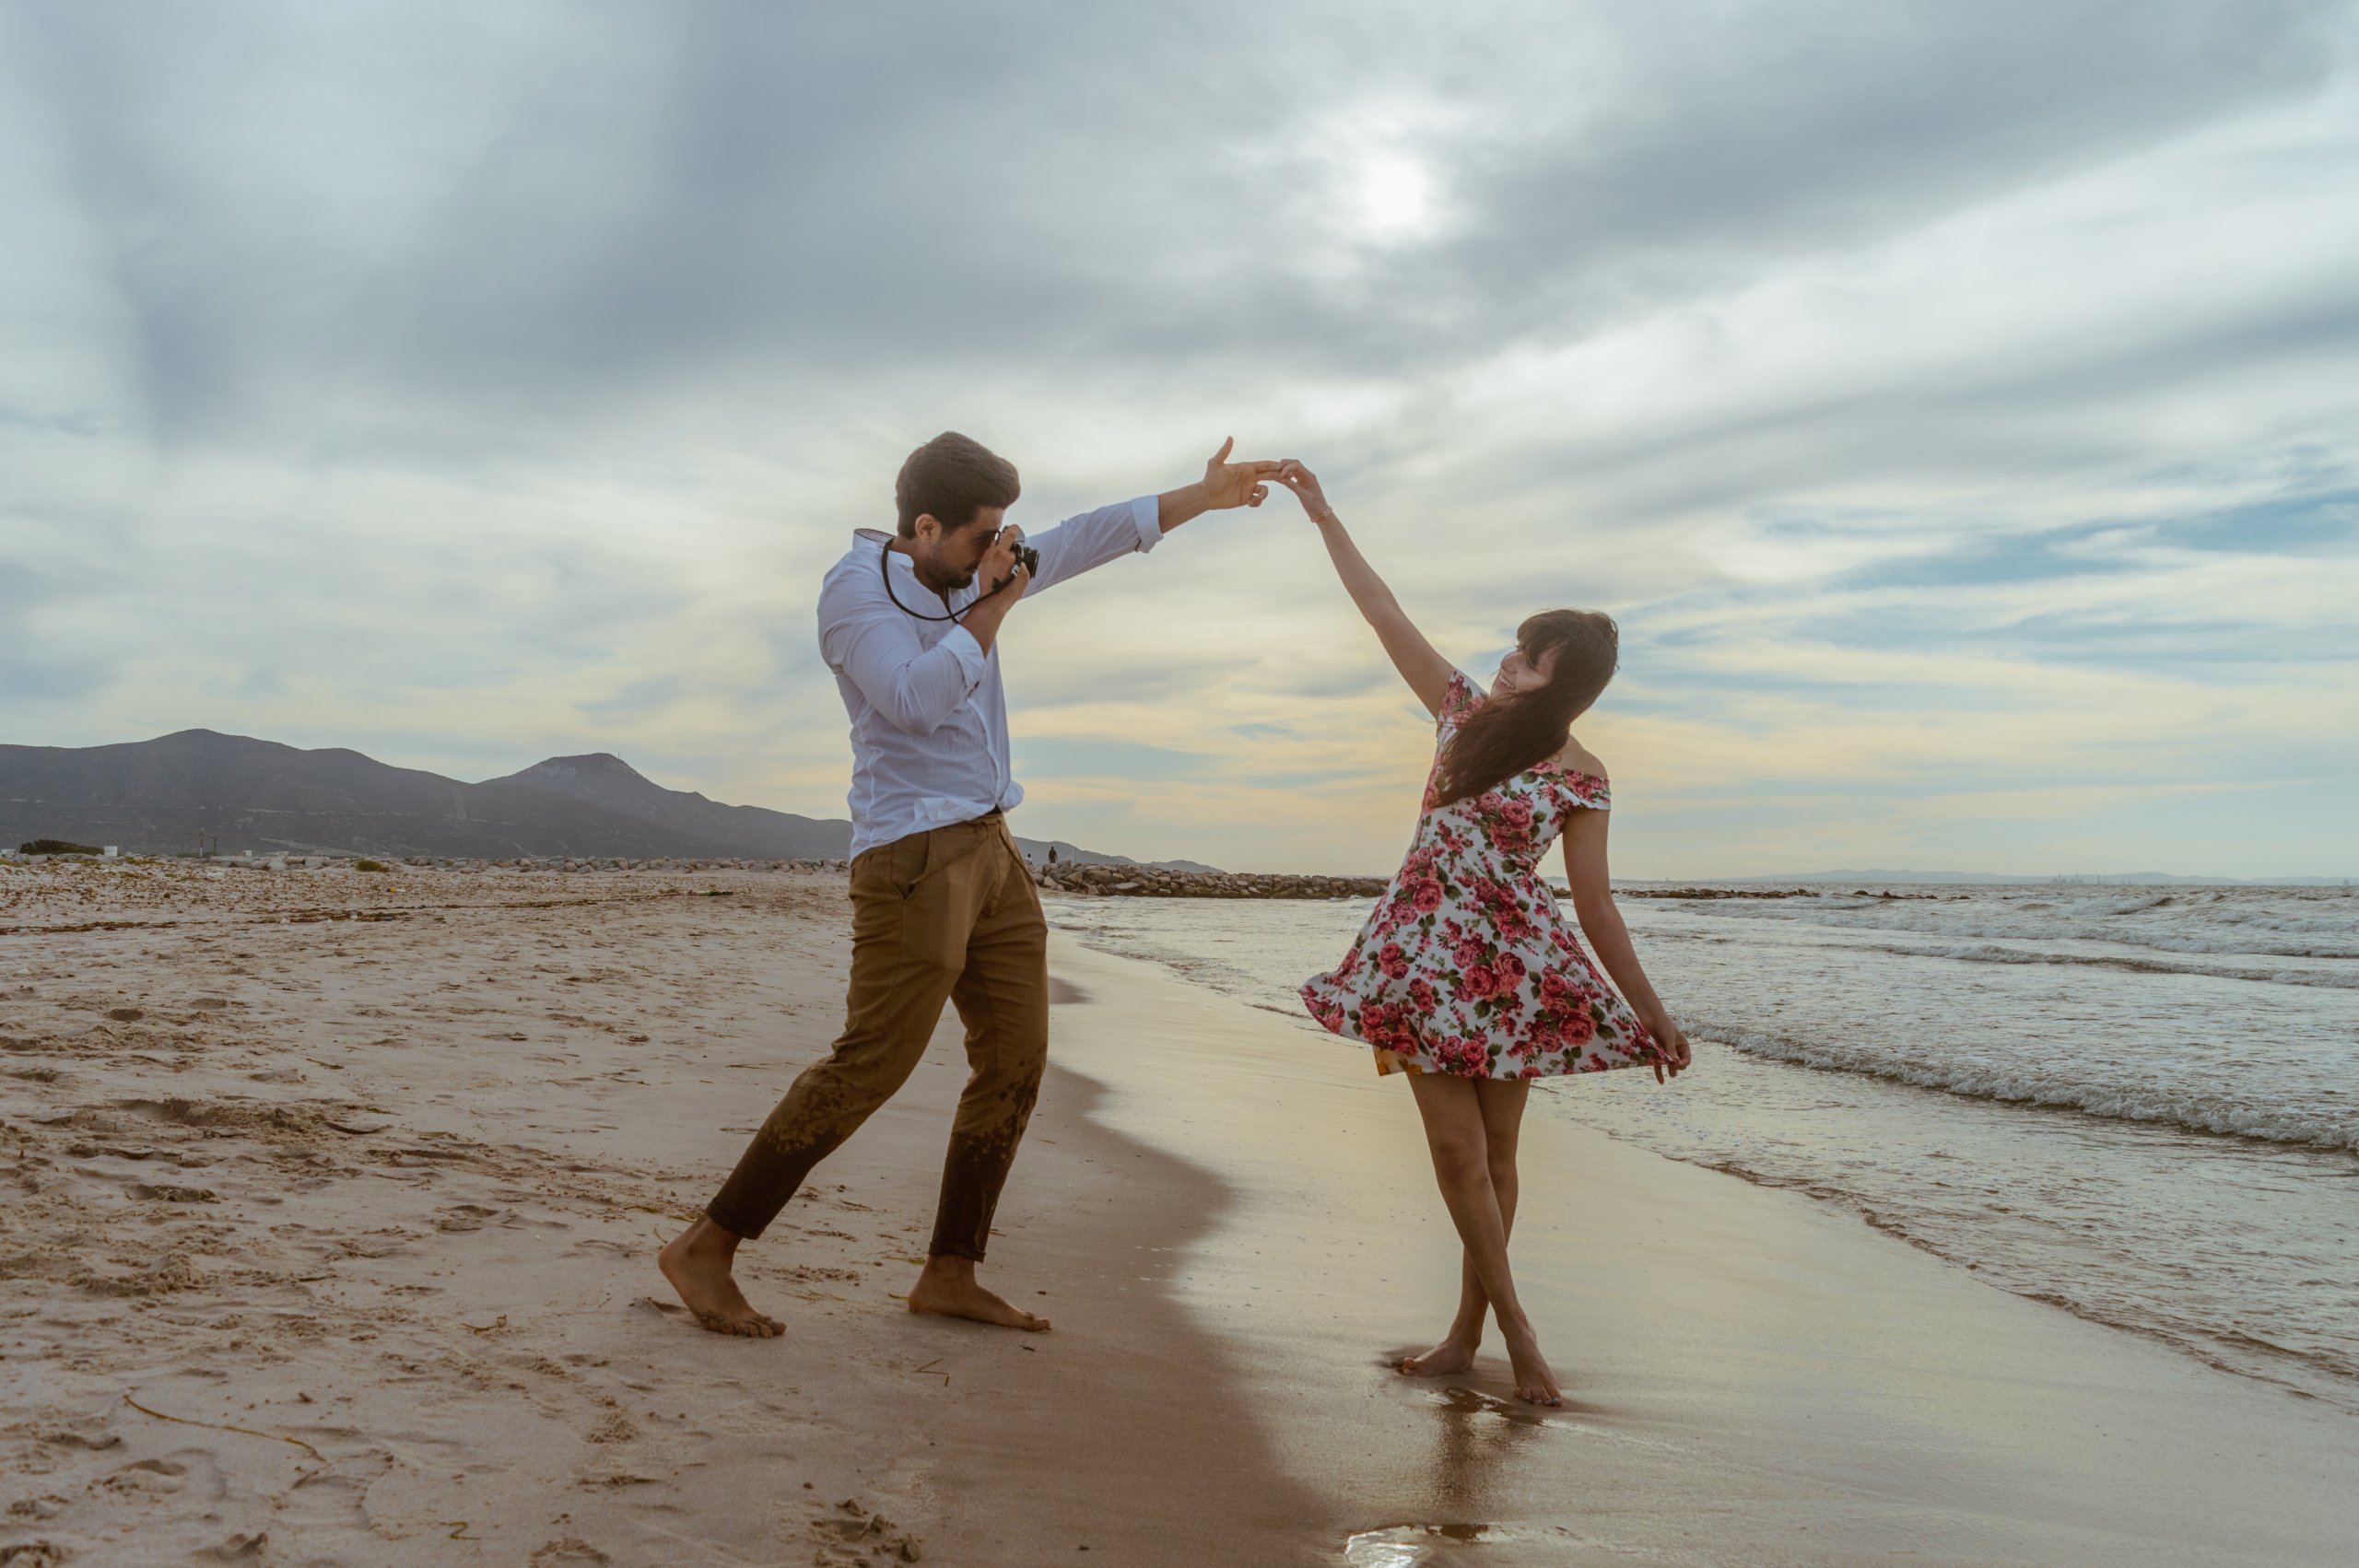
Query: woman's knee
[{"left": 1428, "top": 1132, "right": 1491, "bottom": 1188}]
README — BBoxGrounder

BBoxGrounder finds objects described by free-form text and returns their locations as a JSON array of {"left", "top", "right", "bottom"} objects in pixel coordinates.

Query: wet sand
[
  {"left": 1038, "top": 933, "right": 2359, "bottom": 1564},
  {"left": 3, "top": 858, "right": 2354, "bottom": 1564}
]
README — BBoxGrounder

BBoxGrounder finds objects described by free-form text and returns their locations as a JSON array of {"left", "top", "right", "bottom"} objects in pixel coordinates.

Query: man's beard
[{"left": 913, "top": 556, "right": 977, "bottom": 594}]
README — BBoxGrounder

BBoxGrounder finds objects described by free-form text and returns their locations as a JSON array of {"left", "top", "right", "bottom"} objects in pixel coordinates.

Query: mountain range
[{"left": 0, "top": 730, "right": 1215, "bottom": 870}]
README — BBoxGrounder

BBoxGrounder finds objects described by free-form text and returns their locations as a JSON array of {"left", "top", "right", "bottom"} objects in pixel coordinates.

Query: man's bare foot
[
  {"left": 1503, "top": 1329, "right": 1562, "bottom": 1406},
  {"left": 659, "top": 1216, "right": 783, "bottom": 1339},
  {"left": 906, "top": 1256, "right": 1051, "bottom": 1332},
  {"left": 1398, "top": 1333, "right": 1481, "bottom": 1376}
]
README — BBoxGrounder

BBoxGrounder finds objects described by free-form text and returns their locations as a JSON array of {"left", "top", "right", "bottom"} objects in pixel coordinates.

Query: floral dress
[{"left": 1300, "top": 672, "right": 1667, "bottom": 1080}]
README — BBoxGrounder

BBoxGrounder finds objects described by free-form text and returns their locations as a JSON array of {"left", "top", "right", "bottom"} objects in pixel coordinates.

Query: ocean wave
[
  {"left": 1885, "top": 942, "right": 2359, "bottom": 989},
  {"left": 1691, "top": 1017, "right": 2359, "bottom": 1154},
  {"left": 1658, "top": 1148, "right": 2359, "bottom": 1409},
  {"left": 1664, "top": 886, "right": 2359, "bottom": 963}
]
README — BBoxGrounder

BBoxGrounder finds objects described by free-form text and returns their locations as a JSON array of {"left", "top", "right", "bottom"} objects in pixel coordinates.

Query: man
[{"left": 661, "top": 431, "right": 1277, "bottom": 1335}]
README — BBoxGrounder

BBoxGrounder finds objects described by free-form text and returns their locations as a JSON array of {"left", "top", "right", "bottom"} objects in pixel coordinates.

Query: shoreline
[
  {"left": 1029, "top": 930, "right": 2359, "bottom": 1564},
  {"left": 5, "top": 860, "right": 2356, "bottom": 1563}
]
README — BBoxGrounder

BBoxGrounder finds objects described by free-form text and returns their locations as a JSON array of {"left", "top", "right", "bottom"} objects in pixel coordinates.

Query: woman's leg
[
  {"left": 1401, "top": 1077, "right": 1530, "bottom": 1375},
  {"left": 1403, "top": 1074, "right": 1560, "bottom": 1405}
]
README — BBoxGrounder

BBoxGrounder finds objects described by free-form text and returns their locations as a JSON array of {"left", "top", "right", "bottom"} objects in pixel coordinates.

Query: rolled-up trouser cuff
[{"left": 705, "top": 1130, "right": 835, "bottom": 1241}]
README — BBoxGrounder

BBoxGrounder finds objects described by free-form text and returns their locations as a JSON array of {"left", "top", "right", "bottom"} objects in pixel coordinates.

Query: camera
[{"left": 1009, "top": 541, "right": 1039, "bottom": 579}]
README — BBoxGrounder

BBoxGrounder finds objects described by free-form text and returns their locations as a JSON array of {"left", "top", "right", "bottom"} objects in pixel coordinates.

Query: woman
[{"left": 1280, "top": 460, "right": 1692, "bottom": 1408}]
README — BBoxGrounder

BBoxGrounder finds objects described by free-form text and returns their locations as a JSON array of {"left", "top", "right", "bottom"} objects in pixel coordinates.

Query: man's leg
[
  {"left": 661, "top": 827, "right": 980, "bottom": 1336},
  {"left": 907, "top": 825, "right": 1053, "bottom": 1331}
]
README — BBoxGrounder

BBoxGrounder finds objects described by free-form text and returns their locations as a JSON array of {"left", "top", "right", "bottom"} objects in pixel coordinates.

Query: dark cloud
[{"left": 15, "top": 1, "right": 2347, "bottom": 451}]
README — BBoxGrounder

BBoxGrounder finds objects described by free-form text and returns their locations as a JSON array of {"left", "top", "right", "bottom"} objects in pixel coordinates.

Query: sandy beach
[{"left": 5, "top": 858, "right": 2356, "bottom": 1565}]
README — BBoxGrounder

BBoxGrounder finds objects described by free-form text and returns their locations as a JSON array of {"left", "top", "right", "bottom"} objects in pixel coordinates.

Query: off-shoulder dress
[{"left": 1299, "top": 671, "right": 1667, "bottom": 1080}]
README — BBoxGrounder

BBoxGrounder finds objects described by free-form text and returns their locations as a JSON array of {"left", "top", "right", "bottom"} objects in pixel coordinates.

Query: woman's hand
[
  {"left": 1275, "top": 460, "right": 1338, "bottom": 524},
  {"left": 1644, "top": 1011, "right": 1692, "bottom": 1083}
]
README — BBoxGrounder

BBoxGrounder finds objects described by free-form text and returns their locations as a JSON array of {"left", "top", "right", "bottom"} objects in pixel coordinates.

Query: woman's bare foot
[
  {"left": 906, "top": 1256, "right": 1051, "bottom": 1332},
  {"left": 658, "top": 1217, "right": 783, "bottom": 1338},
  {"left": 1398, "top": 1333, "right": 1481, "bottom": 1376},
  {"left": 1503, "top": 1329, "right": 1562, "bottom": 1406}
]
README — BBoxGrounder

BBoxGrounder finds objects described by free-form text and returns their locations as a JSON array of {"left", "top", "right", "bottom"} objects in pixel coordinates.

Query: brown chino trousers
[{"left": 706, "top": 813, "right": 1049, "bottom": 1260}]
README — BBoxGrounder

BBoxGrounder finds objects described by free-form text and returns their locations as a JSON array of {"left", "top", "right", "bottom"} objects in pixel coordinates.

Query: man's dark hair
[{"left": 896, "top": 432, "right": 1021, "bottom": 538}]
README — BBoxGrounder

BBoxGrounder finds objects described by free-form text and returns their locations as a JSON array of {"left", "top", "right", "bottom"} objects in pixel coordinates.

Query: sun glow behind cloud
[
  {"left": 1347, "top": 153, "right": 1438, "bottom": 241},
  {"left": 3, "top": 3, "right": 2357, "bottom": 877}
]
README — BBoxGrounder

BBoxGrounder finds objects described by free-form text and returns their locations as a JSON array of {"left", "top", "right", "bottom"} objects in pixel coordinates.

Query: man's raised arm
[{"left": 1022, "top": 439, "right": 1279, "bottom": 595}]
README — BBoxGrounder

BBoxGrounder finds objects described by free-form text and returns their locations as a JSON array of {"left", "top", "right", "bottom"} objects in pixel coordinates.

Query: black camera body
[{"left": 1010, "top": 541, "right": 1040, "bottom": 579}]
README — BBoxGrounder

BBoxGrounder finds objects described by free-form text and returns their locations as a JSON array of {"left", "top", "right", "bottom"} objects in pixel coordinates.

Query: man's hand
[
  {"left": 957, "top": 526, "right": 1031, "bottom": 657},
  {"left": 977, "top": 524, "right": 1033, "bottom": 599},
  {"left": 1156, "top": 439, "right": 1284, "bottom": 532},
  {"left": 1200, "top": 437, "right": 1278, "bottom": 510}
]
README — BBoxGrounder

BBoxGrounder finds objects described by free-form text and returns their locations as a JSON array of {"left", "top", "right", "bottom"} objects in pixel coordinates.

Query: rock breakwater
[{"left": 1036, "top": 860, "right": 1389, "bottom": 900}]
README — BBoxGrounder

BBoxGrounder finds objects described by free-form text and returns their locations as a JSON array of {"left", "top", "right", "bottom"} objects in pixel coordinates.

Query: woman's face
[{"left": 1491, "top": 642, "right": 1555, "bottom": 698}]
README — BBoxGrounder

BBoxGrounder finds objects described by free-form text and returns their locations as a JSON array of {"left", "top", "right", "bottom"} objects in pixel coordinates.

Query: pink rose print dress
[{"left": 1300, "top": 672, "right": 1667, "bottom": 1080}]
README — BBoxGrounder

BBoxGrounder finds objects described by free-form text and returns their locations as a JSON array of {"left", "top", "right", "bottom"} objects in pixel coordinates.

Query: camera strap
[
  {"left": 879, "top": 544, "right": 965, "bottom": 622},
  {"left": 877, "top": 540, "right": 1021, "bottom": 624}
]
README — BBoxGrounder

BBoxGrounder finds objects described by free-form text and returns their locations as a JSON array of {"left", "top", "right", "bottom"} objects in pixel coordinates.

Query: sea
[{"left": 1044, "top": 881, "right": 2359, "bottom": 1414}]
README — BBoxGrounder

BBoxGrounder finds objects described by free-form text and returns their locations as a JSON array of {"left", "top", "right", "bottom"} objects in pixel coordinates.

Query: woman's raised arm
[{"left": 1277, "top": 461, "right": 1456, "bottom": 717}]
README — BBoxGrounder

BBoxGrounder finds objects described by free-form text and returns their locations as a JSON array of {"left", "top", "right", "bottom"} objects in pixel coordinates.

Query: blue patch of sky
[
  {"left": 1839, "top": 606, "right": 2342, "bottom": 667},
  {"left": 1817, "top": 487, "right": 2359, "bottom": 596},
  {"left": 1833, "top": 529, "right": 2137, "bottom": 591},
  {"left": 1629, "top": 591, "right": 2351, "bottom": 669},
  {"left": 1610, "top": 664, "right": 1998, "bottom": 706},
  {"left": 2154, "top": 487, "right": 2359, "bottom": 554}
]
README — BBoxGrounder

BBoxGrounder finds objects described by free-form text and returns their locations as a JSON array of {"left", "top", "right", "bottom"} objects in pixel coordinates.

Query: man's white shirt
[{"left": 817, "top": 497, "right": 1163, "bottom": 860}]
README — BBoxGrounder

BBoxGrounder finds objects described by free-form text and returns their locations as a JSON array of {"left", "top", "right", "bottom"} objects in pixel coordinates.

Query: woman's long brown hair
[{"left": 1429, "top": 609, "right": 1619, "bottom": 811}]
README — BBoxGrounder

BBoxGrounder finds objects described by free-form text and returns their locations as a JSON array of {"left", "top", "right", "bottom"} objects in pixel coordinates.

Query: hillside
[{"left": 0, "top": 731, "right": 1211, "bottom": 870}]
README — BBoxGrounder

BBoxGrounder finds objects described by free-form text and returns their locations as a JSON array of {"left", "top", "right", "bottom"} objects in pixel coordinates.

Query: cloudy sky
[{"left": 5, "top": 2, "right": 2356, "bottom": 877}]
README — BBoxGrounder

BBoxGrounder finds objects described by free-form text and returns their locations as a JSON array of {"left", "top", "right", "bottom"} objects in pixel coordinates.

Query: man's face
[{"left": 913, "top": 506, "right": 1006, "bottom": 592}]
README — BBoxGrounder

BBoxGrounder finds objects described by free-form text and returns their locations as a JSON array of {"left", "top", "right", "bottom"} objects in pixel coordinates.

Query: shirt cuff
[
  {"left": 939, "top": 624, "right": 988, "bottom": 686},
  {"left": 1129, "top": 495, "right": 1163, "bottom": 553}
]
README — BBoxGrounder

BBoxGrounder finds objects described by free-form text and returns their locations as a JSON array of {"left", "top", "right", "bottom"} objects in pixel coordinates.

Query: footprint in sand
[
  {"left": 97, "top": 1457, "right": 188, "bottom": 1494},
  {"left": 130, "top": 1183, "right": 218, "bottom": 1203},
  {"left": 810, "top": 1498, "right": 923, "bottom": 1564},
  {"left": 585, "top": 1408, "right": 640, "bottom": 1445}
]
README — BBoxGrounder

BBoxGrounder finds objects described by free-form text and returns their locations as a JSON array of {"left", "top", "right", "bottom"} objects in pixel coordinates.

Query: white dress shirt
[{"left": 818, "top": 496, "right": 1163, "bottom": 860}]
